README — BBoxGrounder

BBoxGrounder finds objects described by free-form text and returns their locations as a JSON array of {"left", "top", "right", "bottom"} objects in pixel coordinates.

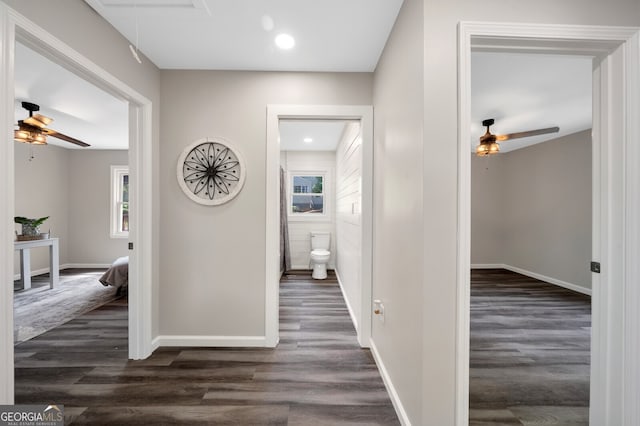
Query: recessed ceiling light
[
  {"left": 275, "top": 33, "right": 295, "bottom": 50},
  {"left": 303, "top": 137, "right": 313, "bottom": 143}
]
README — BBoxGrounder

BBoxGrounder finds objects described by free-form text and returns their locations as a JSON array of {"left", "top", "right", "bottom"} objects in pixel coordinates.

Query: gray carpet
[{"left": 14, "top": 270, "right": 119, "bottom": 344}]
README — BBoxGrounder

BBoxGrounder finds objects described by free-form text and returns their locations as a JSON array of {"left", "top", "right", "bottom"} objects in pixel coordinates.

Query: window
[
  {"left": 110, "top": 165, "right": 129, "bottom": 238},
  {"left": 291, "top": 174, "right": 324, "bottom": 215}
]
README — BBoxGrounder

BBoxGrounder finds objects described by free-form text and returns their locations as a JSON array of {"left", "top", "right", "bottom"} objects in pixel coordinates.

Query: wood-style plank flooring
[
  {"left": 469, "top": 269, "right": 591, "bottom": 425},
  {"left": 15, "top": 270, "right": 399, "bottom": 425}
]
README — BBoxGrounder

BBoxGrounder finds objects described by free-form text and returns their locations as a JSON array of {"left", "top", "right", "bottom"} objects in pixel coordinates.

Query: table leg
[
  {"left": 19, "top": 248, "right": 31, "bottom": 290},
  {"left": 49, "top": 240, "right": 59, "bottom": 289}
]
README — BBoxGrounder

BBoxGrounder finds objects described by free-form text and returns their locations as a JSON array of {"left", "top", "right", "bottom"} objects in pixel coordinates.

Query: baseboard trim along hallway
[{"left": 14, "top": 269, "right": 400, "bottom": 424}]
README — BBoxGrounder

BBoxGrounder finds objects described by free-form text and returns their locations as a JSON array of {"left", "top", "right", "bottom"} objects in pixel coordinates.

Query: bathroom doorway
[{"left": 265, "top": 105, "right": 374, "bottom": 348}]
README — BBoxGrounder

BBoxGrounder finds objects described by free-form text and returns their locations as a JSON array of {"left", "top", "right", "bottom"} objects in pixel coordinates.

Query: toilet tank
[{"left": 310, "top": 232, "right": 331, "bottom": 250}]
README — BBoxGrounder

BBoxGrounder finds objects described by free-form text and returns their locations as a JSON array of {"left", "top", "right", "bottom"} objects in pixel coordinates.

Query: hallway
[{"left": 14, "top": 271, "right": 398, "bottom": 425}]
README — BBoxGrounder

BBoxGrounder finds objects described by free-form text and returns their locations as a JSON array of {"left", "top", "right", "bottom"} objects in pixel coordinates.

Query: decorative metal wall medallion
[{"left": 176, "top": 137, "right": 246, "bottom": 205}]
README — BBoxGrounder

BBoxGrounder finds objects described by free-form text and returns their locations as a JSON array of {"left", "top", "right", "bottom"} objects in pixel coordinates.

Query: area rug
[{"left": 14, "top": 271, "right": 119, "bottom": 344}]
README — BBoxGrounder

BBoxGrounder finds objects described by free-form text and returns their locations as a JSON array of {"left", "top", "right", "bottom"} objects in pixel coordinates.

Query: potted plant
[{"left": 14, "top": 216, "right": 49, "bottom": 238}]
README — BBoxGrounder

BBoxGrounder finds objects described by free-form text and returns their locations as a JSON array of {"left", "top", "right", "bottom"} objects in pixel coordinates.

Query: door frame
[
  {"left": 265, "top": 105, "right": 374, "bottom": 348},
  {"left": 0, "top": 4, "right": 154, "bottom": 403},
  {"left": 456, "top": 22, "right": 640, "bottom": 425}
]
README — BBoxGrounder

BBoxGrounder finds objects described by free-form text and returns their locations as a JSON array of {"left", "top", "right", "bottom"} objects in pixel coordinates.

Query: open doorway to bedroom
[
  {"left": 469, "top": 51, "right": 593, "bottom": 424},
  {"left": 457, "top": 22, "right": 640, "bottom": 426},
  {"left": 12, "top": 41, "right": 130, "bottom": 346}
]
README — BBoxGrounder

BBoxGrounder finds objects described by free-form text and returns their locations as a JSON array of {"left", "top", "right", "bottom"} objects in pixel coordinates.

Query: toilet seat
[{"left": 311, "top": 249, "right": 330, "bottom": 257}]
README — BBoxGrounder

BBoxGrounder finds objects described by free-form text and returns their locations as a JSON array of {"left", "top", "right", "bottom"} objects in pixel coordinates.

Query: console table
[{"left": 14, "top": 238, "right": 59, "bottom": 290}]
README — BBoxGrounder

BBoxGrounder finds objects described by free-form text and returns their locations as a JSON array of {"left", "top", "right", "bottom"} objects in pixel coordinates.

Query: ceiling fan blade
[
  {"left": 496, "top": 126, "right": 560, "bottom": 141},
  {"left": 43, "top": 129, "right": 91, "bottom": 147},
  {"left": 23, "top": 113, "right": 53, "bottom": 129}
]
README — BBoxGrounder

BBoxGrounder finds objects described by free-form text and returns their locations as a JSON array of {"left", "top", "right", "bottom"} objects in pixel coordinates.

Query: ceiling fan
[
  {"left": 476, "top": 118, "right": 559, "bottom": 156},
  {"left": 14, "top": 101, "right": 90, "bottom": 147}
]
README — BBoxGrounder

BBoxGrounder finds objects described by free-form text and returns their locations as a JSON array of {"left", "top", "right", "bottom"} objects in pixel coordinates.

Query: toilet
[{"left": 310, "top": 232, "right": 331, "bottom": 279}]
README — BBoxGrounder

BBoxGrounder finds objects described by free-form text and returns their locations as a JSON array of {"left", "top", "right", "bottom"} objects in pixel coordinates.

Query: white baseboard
[
  {"left": 470, "top": 263, "right": 504, "bottom": 269},
  {"left": 152, "top": 335, "right": 267, "bottom": 348},
  {"left": 369, "top": 339, "right": 412, "bottom": 426},
  {"left": 471, "top": 263, "right": 592, "bottom": 296},
  {"left": 334, "top": 268, "right": 359, "bottom": 332},
  {"left": 13, "top": 263, "right": 111, "bottom": 280}
]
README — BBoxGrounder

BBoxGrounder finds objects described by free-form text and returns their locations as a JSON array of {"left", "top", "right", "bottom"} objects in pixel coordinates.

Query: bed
[{"left": 99, "top": 256, "right": 129, "bottom": 293}]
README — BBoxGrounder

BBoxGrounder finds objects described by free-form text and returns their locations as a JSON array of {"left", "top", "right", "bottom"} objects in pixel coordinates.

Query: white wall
[
  {"left": 159, "top": 70, "right": 372, "bottom": 338},
  {"left": 372, "top": 0, "right": 424, "bottom": 422},
  {"left": 472, "top": 131, "right": 593, "bottom": 291},
  {"left": 13, "top": 144, "right": 129, "bottom": 276},
  {"left": 334, "top": 122, "right": 363, "bottom": 329},
  {"left": 281, "top": 150, "right": 336, "bottom": 270}
]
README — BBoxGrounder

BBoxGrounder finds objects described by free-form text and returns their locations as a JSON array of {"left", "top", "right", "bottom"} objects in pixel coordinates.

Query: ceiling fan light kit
[
  {"left": 475, "top": 118, "right": 559, "bottom": 156},
  {"left": 14, "top": 101, "right": 90, "bottom": 147},
  {"left": 14, "top": 127, "right": 47, "bottom": 145}
]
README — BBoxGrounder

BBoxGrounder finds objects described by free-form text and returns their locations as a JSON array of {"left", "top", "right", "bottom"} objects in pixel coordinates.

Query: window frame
[
  {"left": 110, "top": 165, "right": 129, "bottom": 239},
  {"left": 288, "top": 171, "right": 329, "bottom": 221}
]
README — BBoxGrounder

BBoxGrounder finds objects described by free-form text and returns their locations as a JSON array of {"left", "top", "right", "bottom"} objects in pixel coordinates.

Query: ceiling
[
  {"left": 471, "top": 52, "right": 593, "bottom": 153},
  {"left": 279, "top": 120, "right": 350, "bottom": 151},
  {"left": 12, "top": 3, "right": 593, "bottom": 154},
  {"left": 14, "top": 42, "right": 129, "bottom": 150},
  {"left": 83, "top": 0, "right": 404, "bottom": 72}
]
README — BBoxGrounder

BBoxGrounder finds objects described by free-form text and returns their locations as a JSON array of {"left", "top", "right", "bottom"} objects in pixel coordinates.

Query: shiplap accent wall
[
  {"left": 334, "top": 122, "right": 363, "bottom": 329},
  {"left": 281, "top": 151, "right": 336, "bottom": 270}
]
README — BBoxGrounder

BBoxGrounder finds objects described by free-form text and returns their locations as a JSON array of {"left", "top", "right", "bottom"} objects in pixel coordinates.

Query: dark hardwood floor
[
  {"left": 15, "top": 270, "right": 399, "bottom": 425},
  {"left": 469, "top": 269, "right": 591, "bottom": 425}
]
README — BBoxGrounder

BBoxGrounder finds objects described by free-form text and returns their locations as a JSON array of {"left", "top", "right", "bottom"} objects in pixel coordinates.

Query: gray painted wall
[
  {"left": 420, "top": 0, "right": 638, "bottom": 423},
  {"left": 13, "top": 143, "right": 70, "bottom": 274},
  {"left": 471, "top": 154, "right": 506, "bottom": 265},
  {"left": 67, "top": 150, "right": 130, "bottom": 265},
  {"left": 5, "top": 0, "right": 162, "bottom": 336},
  {"left": 159, "top": 70, "right": 372, "bottom": 337},
  {"left": 6, "top": 0, "right": 639, "bottom": 422},
  {"left": 13, "top": 145, "right": 128, "bottom": 275},
  {"left": 472, "top": 131, "right": 593, "bottom": 290},
  {"left": 372, "top": 0, "right": 424, "bottom": 422}
]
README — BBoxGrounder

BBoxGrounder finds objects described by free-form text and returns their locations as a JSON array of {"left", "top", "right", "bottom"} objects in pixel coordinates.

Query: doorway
[
  {"left": 12, "top": 40, "right": 130, "bottom": 344},
  {"left": 468, "top": 51, "right": 593, "bottom": 422},
  {"left": 456, "top": 22, "right": 640, "bottom": 426},
  {"left": 0, "top": 4, "right": 154, "bottom": 402},
  {"left": 265, "top": 105, "right": 374, "bottom": 348}
]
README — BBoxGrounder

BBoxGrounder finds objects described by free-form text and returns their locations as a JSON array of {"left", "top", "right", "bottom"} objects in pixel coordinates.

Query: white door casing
[
  {"left": 265, "top": 105, "right": 374, "bottom": 348},
  {"left": 457, "top": 22, "right": 640, "bottom": 426},
  {"left": 0, "top": 4, "right": 155, "bottom": 403}
]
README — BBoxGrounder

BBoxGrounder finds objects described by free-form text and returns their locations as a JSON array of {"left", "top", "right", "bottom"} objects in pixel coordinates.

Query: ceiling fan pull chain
[{"left": 129, "top": 0, "right": 142, "bottom": 64}]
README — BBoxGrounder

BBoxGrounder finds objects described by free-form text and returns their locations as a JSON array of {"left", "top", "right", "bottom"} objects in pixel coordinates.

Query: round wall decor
[{"left": 176, "top": 137, "right": 246, "bottom": 205}]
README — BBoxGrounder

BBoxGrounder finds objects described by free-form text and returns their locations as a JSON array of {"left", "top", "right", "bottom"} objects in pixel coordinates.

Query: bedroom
[{"left": 12, "top": 41, "right": 130, "bottom": 343}]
